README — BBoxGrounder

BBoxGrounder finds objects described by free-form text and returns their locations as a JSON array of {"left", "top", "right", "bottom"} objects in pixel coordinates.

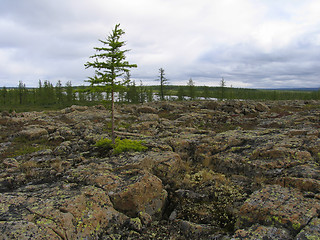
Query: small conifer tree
[
  {"left": 158, "top": 68, "right": 168, "bottom": 101},
  {"left": 85, "top": 24, "right": 137, "bottom": 143},
  {"left": 188, "top": 78, "right": 196, "bottom": 100}
]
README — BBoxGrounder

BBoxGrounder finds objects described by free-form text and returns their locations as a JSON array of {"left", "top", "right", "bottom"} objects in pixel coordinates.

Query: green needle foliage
[{"left": 85, "top": 24, "right": 137, "bottom": 144}]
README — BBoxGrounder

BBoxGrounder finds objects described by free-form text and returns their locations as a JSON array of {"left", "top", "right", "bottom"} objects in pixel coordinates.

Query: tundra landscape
[
  {"left": 1, "top": 99, "right": 320, "bottom": 239},
  {"left": 1, "top": 9, "right": 320, "bottom": 239}
]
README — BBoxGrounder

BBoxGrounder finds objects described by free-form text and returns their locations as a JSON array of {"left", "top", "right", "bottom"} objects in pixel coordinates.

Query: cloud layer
[{"left": 0, "top": 0, "right": 320, "bottom": 88}]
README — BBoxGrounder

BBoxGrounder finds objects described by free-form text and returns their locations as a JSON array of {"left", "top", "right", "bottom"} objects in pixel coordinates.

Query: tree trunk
[{"left": 111, "top": 88, "right": 115, "bottom": 144}]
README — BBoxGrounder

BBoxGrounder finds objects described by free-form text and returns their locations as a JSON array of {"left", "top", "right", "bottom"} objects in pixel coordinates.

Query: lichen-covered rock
[
  {"left": 126, "top": 217, "right": 143, "bottom": 232},
  {"left": 19, "top": 126, "right": 48, "bottom": 140},
  {"left": 2, "top": 158, "right": 19, "bottom": 168},
  {"left": 138, "top": 151, "right": 185, "bottom": 182},
  {"left": 255, "top": 102, "right": 270, "bottom": 112},
  {"left": 177, "top": 220, "right": 219, "bottom": 238},
  {"left": 138, "top": 113, "right": 159, "bottom": 122},
  {"left": 109, "top": 172, "right": 167, "bottom": 219},
  {"left": 1, "top": 100, "right": 320, "bottom": 239},
  {"left": 202, "top": 129, "right": 315, "bottom": 178},
  {"left": 276, "top": 177, "right": 320, "bottom": 193},
  {"left": 295, "top": 217, "right": 320, "bottom": 240},
  {"left": 169, "top": 169, "right": 246, "bottom": 231},
  {"left": 0, "top": 183, "right": 127, "bottom": 239},
  {"left": 232, "top": 224, "right": 292, "bottom": 239},
  {"left": 137, "top": 106, "right": 157, "bottom": 114},
  {"left": 286, "top": 164, "right": 320, "bottom": 180},
  {"left": 0, "top": 221, "right": 61, "bottom": 240},
  {"left": 236, "top": 185, "right": 320, "bottom": 234}
]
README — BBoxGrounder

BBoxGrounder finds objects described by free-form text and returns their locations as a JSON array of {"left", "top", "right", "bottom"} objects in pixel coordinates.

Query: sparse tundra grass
[{"left": 2, "top": 136, "right": 58, "bottom": 159}]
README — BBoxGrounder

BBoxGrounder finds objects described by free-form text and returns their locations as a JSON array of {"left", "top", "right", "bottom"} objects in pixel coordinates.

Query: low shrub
[
  {"left": 95, "top": 137, "right": 147, "bottom": 155},
  {"left": 94, "top": 138, "right": 113, "bottom": 151}
]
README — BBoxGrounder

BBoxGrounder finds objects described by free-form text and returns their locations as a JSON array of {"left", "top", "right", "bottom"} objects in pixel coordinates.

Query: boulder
[
  {"left": 236, "top": 185, "right": 320, "bottom": 234},
  {"left": 276, "top": 177, "right": 320, "bottom": 193},
  {"left": 232, "top": 224, "right": 292, "bottom": 239},
  {"left": 139, "top": 151, "right": 185, "bottom": 182},
  {"left": 53, "top": 141, "right": 72, "bottom": 155},
  {"left": 0, "top": 221, "right": 61, "bottom": 240},
  {"left": 295, "top": 218, "right": 320, "bottom": 240},
  {"left": 3, "top": 158, "right": 19, "bottom": 168},
  {"left": 255, "top": 102, "right": 270, "bottom": 112},
  {"left": 138, "top": 113, "right": 159, "bottom": 121},
  {"left": 109, "top": 172, "right": 167, "bottom": 219},
  {"left": 19, "top": 127, "right": 48, "bottom": 140},
  {"left": 0, "top": 184, "right": 127, "bottom": 239},
  {"left": 137, "top": 106, "right": 157, "bottom": 114},
  {"left": 177, "top": 220, "right": 219, "bottom": 238}
]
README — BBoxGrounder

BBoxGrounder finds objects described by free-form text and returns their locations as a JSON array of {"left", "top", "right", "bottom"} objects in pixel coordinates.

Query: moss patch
[{"left": 95, "top": 137, "right": 147, "bottom": 155}]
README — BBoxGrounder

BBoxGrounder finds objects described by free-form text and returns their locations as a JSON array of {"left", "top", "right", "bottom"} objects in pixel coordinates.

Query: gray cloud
[{"left": 0, "top": 0, "right": 319, "bottom": 88}]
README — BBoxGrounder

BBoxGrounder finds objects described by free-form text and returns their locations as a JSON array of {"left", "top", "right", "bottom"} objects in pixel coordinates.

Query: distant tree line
[
  {"left": 0, "top": 80, "right": 75, "bottom": 111},
  {"left": 0, "top": 79, "right": 155, "bottom": 112},
  {"left": 158, "top": 84, "right": 320, "bottom": 101},
  {"left": 1, "top": 78, "right": 319, "bottom": 112}
]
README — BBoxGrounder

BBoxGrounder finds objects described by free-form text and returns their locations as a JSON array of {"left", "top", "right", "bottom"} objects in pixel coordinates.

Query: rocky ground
[{"left": 0, "top": 100, "right": 320, "bottom": 239}]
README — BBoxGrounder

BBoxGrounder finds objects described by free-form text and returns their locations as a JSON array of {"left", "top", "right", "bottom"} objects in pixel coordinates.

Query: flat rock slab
[
  {"left": 19, "top": 127, "right": 48, "bottom": 140},
  {"left": 0, "top": 183, "right": 126, "bottom": 239},
  {"left": 295, "top": 217, "right": 320, "bottom": 239},
  {"left": 236, "top": 184, "right": 320, "bottom": 234},
  {"left": 109, "top": 171, "right": 168, "bottom": 219},
  {"left": 232, "top": 224, "right": 292, "bottom": 239}
]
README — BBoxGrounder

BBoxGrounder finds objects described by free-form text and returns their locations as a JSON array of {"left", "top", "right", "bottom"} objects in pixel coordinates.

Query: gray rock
[
  {"left": 295, "top": 218, "right": 320, "bottom": 240},
  {"left": 236, "top": 185, "right": 320, "bottom": 234},
  {"left": 19, "top": 127, "right": 48, "bottom": 140},
  {"left": 177, "top": 220, "right": 219, "bottom": 238},
  {"left": 232, "top": 224, "right": 292, "bottom": 239}
]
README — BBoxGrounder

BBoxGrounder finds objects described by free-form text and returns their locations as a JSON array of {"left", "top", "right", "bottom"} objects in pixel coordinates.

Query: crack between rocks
[
  {"left": 293, "top": 216, "right": 315, "bottom": 238},
  {"left": 26, "top": 207, "right": 68, "bottom": 240}
]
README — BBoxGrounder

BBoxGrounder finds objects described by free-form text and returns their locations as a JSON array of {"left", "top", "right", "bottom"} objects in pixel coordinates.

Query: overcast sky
[{"left": 1, "top": 0, "right": 320, "bottom": 88}]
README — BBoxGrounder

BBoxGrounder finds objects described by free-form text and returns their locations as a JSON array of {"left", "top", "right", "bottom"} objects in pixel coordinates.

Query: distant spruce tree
[
  {"left": 1, "top": 86, "right": 7, "bottom": 104},
  {"left": 85, "top": 24, "right": 137, "bottom": 143},
  {"left": 177, "top": 86, "right": 185, "bottom": 101},
  {"left": 220, "top": 77, "right": 226, "bottom": 100},
  {"left": 126, "top": 80, "right": 139, "bottom": 103},
  {"left": 55, "top": 80, "right": 63, "bottom": 105},
  {"left": 18, "top": 81, "right": 26, "bottom": 105},
  {"left": 158, "top": 68, "right": 168, "bottom": 101},
  {"left": 147, "top": 88, "right": 154, "bottom": 102},
  {"left": 65, "top": 81, "right": 74, "bottom": 104},
  {"left": 138, "top": 80, "right": 147, "bottom": 103},
  {"left": 202, "top": 86, "right": 210, "bottom": 99},
  {"left": 188, "top": 78, "right": 196, "bottom": 100}
]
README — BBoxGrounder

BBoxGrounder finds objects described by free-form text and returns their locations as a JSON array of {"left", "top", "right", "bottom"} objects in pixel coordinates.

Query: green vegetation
[
  {"left": 157, "top": 68, "right": 169, "bottom": 101},
  {"left": 0, "top": 80, "right": 77, "bottom": 112},
  {"left": 1, "top": 75, "right": 320, "bottom": 114},
  {"left": 188, "top": 78, "right": 196, "bottom": 100},
  {"left": 149, "top": 85, "right": 320, "bottom": 101},
  {"left": 95, "top": 137, "right": 147, "bottom": 155},
  {"left": 2, "top": 136, "right": 57, "bottom": 159},
  {"left": 85, "top": 23, "right": 137, "bottom": 144},
  {"left": 1, "top": 82, "right": 319, "bottom": 113}
]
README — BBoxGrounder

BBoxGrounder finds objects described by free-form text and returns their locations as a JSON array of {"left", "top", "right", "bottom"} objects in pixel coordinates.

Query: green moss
[
  {"left": 94, "top": 138, "right": 113, "bottom": 151},
  {"left": 95, "top": 137, "right": 147, "bottom": 155}
]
